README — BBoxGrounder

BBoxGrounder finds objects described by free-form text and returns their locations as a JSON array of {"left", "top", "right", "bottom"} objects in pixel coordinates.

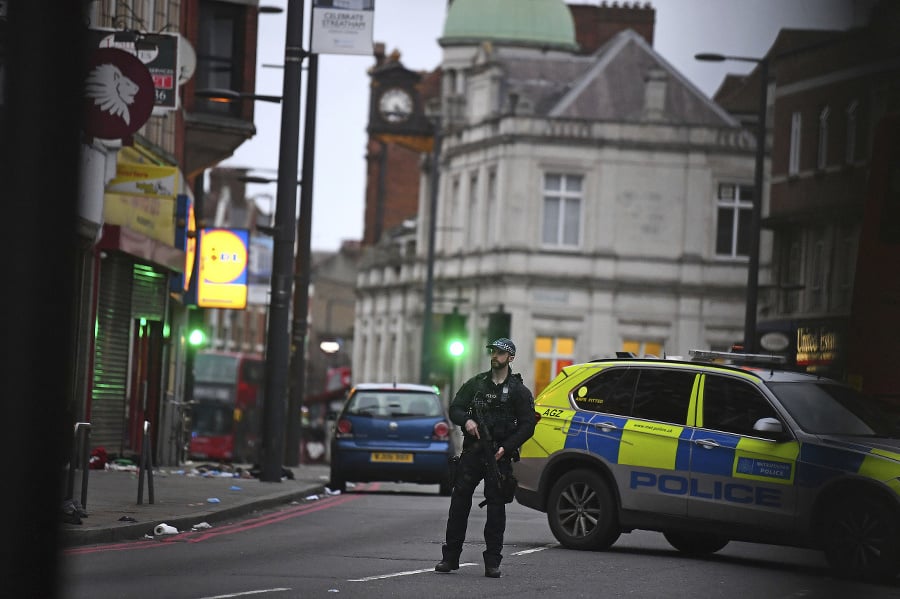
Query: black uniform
[{"left": 441, "top": 369, "right": 535, "bottom": 569}]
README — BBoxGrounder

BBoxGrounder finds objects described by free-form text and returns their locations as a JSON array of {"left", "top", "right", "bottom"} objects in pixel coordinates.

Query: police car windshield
[{"left": 767, "top": 382, "right": 899, "bottom": 437}]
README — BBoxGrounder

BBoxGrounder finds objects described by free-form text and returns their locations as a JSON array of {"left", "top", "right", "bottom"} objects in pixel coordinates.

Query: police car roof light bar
[{"left": 688, "top": 349, "right": 786, "bottom": 366}]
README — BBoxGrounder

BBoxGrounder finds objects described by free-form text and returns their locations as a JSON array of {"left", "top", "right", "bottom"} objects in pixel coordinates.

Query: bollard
[
  {"left": 66, "top": 423, "right": 91, "bottom": 508},
  {"left": 137, "top": 420, "right": 155, "bottom": 505}
]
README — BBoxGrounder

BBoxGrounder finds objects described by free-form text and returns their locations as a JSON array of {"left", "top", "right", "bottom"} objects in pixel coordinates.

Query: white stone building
[{"left": 354, "top": 0, "right": 763, "bottom": 397}]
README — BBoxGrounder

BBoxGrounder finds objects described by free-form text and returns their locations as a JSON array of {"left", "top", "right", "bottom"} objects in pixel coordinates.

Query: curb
[{"left": 61, "top": 483, "right": 328, "bottom": 547}]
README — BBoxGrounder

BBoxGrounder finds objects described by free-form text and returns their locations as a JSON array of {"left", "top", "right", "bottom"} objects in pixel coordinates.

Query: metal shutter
[{"left": 91, "top": 256, "right": 132, "bottom": 455}]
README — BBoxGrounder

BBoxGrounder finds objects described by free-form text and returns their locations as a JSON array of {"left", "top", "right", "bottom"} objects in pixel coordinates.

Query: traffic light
[
  {"left": 188, "top": 327, "right": 207, "bottom": 348},
  {"left": 443, "top": 310, "right": 467, "bottom": 360},
  {"left": 186, "top": 309, "right": 208, "bottom": 349}
]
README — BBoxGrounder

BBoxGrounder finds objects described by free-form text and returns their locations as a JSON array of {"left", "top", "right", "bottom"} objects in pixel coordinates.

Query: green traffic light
[
  {"left": 188, "top": 328, "right": 207, "bottom": 347},
  {"left": 448, "top": 339, "right": 465, "bottom": 357}
]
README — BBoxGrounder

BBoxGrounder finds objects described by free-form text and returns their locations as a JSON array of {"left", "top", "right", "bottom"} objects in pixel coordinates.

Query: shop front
[{"left": 757, "top": 318, "right": 849, "bottom": 382}]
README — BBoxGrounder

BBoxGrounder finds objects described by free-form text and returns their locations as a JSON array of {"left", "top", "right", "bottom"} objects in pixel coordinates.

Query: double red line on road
[{"left": 65, "top": 485, "right": 377, "bottom": 555}]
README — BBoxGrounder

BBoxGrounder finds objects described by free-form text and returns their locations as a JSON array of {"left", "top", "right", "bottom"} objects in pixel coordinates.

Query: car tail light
[
  {"left": 433, "top": 421, "right": 450, "bottom": 440},
  {"left": 336, "top": 418, "right": 353, "bottom": 437}
]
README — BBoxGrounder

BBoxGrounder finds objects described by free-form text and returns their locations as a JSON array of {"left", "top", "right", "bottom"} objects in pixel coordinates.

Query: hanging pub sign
[
  {"left": 310, "top": 0, "right": 375, "bottom": 56},
  {"left": 83, "top": 47, "right": 155, "bottom": 140},
  {"left": 196, "top": 228, "right": 249, "bottom": 310},
  {"left": 89, "top": 28, "right": 180, "bottom": 111}
]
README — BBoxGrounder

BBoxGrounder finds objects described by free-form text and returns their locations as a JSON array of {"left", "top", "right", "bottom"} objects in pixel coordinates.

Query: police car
[{"left": 513, "top": 350, "right": 900, "bottom": 580}]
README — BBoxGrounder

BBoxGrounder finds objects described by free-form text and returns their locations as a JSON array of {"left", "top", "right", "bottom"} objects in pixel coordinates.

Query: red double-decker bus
[{"left": 189, "top": 351, "right": 264, "bottom": 463}]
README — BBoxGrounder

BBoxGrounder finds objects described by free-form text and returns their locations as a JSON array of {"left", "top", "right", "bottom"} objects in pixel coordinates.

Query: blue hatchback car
[{"left": 329, "top": 383, "right": 455, "bottom": 495}]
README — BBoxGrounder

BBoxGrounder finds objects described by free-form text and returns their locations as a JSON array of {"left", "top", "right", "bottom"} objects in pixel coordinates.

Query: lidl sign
[{"left": 197, "top": 228, "right": 249, "bottom": 310}]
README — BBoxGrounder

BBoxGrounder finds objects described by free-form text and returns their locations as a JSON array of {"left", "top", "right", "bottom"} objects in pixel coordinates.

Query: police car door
[
  {"left": 614, "top": 367, "right": 697, "bottom": 516},
  {"left": 688, "top": 373, "right": 799, "bottom": 529}
]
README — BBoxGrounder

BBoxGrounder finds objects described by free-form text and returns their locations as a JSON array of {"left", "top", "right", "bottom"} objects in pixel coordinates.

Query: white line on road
[
  {"left": 348, "top": 562, "right": 479, "bottom": 581},
  {"left": 197, "top": 589, "right": 292, "bottom": 599},
  {"left": 510, "top": 543, "right": 557, "bottom": 556}
]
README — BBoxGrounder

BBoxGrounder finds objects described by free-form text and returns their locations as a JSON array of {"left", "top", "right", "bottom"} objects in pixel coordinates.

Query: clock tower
[
  {"left": 368, "top": 50, "right": 434, "bottom": 139},
  {"left": 364, "top": 46, "right": 439, "bottom": 246}
]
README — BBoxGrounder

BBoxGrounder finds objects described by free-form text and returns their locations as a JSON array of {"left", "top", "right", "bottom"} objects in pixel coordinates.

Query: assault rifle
[{"left": 473, "top": 394, "right": 518, "bottom": 508}]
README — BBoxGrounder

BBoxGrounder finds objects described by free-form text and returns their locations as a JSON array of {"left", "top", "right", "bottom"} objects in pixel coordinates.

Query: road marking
[
  {"left": 348, "top": 563, "right": 479, "bottom": 581},
  {"left": 510, "top": 543, "right": 557, "bottom": 556},
  {"left": 197, "top": 589, "right": 291, "bottom": 598},
  {"left": 65, "top": 486, "right": 378, "bottom": 555}
]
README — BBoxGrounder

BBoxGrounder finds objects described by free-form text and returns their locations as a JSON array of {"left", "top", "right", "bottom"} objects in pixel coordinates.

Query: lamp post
[
  {"left": 419, "top": 118, "right": 443, "bottom": 385},
  {"left": 696, "top": 52, "right": 769, "bottom": 354},
  {"left": 285, "top": 39, "right": 320, "bottom": 467},
  {"left": 258, "top": 0, "right": 306, "bottom": 482}
]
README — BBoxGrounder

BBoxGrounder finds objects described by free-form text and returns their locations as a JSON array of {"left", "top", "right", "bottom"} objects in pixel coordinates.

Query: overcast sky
[{"left": 223, "top": 0, "right": 873, "bottom": 251}]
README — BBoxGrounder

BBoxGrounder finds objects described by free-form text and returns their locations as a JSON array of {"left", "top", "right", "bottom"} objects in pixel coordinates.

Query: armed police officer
[{"left": 435, "top": 337, "right": 535, "bottom": 578}]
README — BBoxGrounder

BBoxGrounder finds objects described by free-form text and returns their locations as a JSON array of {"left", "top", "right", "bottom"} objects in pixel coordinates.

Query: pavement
[{"left": 60, "top": 462, "right": 333, "bottom": 547}]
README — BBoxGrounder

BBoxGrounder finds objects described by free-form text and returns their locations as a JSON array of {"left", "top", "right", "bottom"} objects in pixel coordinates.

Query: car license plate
[{"left": 370, "top": 452, "right": 413, "bottom": 463}]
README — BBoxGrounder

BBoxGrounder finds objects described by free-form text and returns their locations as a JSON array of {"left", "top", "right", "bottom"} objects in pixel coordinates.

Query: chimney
[{"left": 569, "top": 2, "right": 656, "bottom": 54}]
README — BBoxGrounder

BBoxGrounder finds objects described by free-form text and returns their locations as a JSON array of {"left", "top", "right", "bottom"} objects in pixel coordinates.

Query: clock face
[{"left": 378, "top": 87, "right": 414, "bottom": 123}]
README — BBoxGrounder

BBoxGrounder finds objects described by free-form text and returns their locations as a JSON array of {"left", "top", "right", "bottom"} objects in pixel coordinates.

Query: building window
[
  {"left": 808, "top": 234, "right": 825, "bottom": 312},
  {"left": 542, "top": 173, "right": 582, "bottom": 247},
  {"left": 833, "top": 229, "right": 856, "bottom": 309},
  {"left": 534, "top": 336, "right": 575, "bottom": 396},
  {"left": 817, "top": 106, "right": 830, "bottom": 170},
  {"left": 780, "top": 234, "right": 803, "bottom": 314},
  {"left": 845, "top": 100, "right": 858, "bottom": 165},
  {"left": 715, "top": 183, "right": 753, "bottom": 258},
  {"left": 196, "top": 0, "right": 246, "bottom": 117},
  {"left": 483, "top": 169, "right": 496, "bottom": 247},
  {"left": 622, "top": 340, "right": 663, "bottom": 358},
  {"left": 467, "top": 172, "right": 479, "bottom": 247},
  {"left": 789, "top": 111, "right": 802, "bottom": 176}
]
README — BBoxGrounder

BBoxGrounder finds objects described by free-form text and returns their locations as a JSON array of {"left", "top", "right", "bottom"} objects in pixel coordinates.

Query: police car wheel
[
  {"left": 547, "top": 469, "right": 620, "bottom": 550},
  {"left": 663, "top": 531, "right": 729, "bottom": 555},
  {"left": 822, "top": 495, "right": 900, "bottom": 581}
]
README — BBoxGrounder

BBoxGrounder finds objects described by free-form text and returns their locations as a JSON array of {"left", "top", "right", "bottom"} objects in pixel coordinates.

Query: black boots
[
  {"left": 484, "top": 565, "right": 501, "bottom": 578},
  {"left": 434, "top": 560, "right": 459, "bottom": 573}
]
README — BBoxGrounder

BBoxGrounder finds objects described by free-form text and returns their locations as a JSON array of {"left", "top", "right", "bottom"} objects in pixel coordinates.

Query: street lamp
[
  {"left": 419, "top": 117, "right": 443, "bottom": 385},
  {"left": 235, "top": 161, "right": 315, "bottom": 467},
  {"left": 696, "top": 52, "right": 769, "bottom": 354},
  {"left": 258, "top": 0, "right": 307, "bottom": 482}
]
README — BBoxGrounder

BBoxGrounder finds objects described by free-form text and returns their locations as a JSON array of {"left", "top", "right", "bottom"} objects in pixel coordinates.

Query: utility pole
[
  {"left": 419, "top": 120, "right": 442, "bottom": 385},
  {"left": 285, "top": 50, "right": 318, "bottom": 466},
  {"left": 260, "top": 0, "right": 306, "bottom": 482}
]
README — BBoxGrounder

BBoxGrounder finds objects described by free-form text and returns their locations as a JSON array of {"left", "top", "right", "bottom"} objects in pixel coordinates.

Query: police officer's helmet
[{"left": 486, "top": 337, "right": 516, "bottom": 356}]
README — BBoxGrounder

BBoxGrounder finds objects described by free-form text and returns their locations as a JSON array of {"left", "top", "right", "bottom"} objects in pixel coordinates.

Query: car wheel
[
  {"left": 822, "top": 495, "right": 900, "bottom": 581},
  {"left": 547, "top": 468, "right": 620, "bottom": 550},
  {"left": 663, "top": 531, "right": 729, "bottom": 555}
]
